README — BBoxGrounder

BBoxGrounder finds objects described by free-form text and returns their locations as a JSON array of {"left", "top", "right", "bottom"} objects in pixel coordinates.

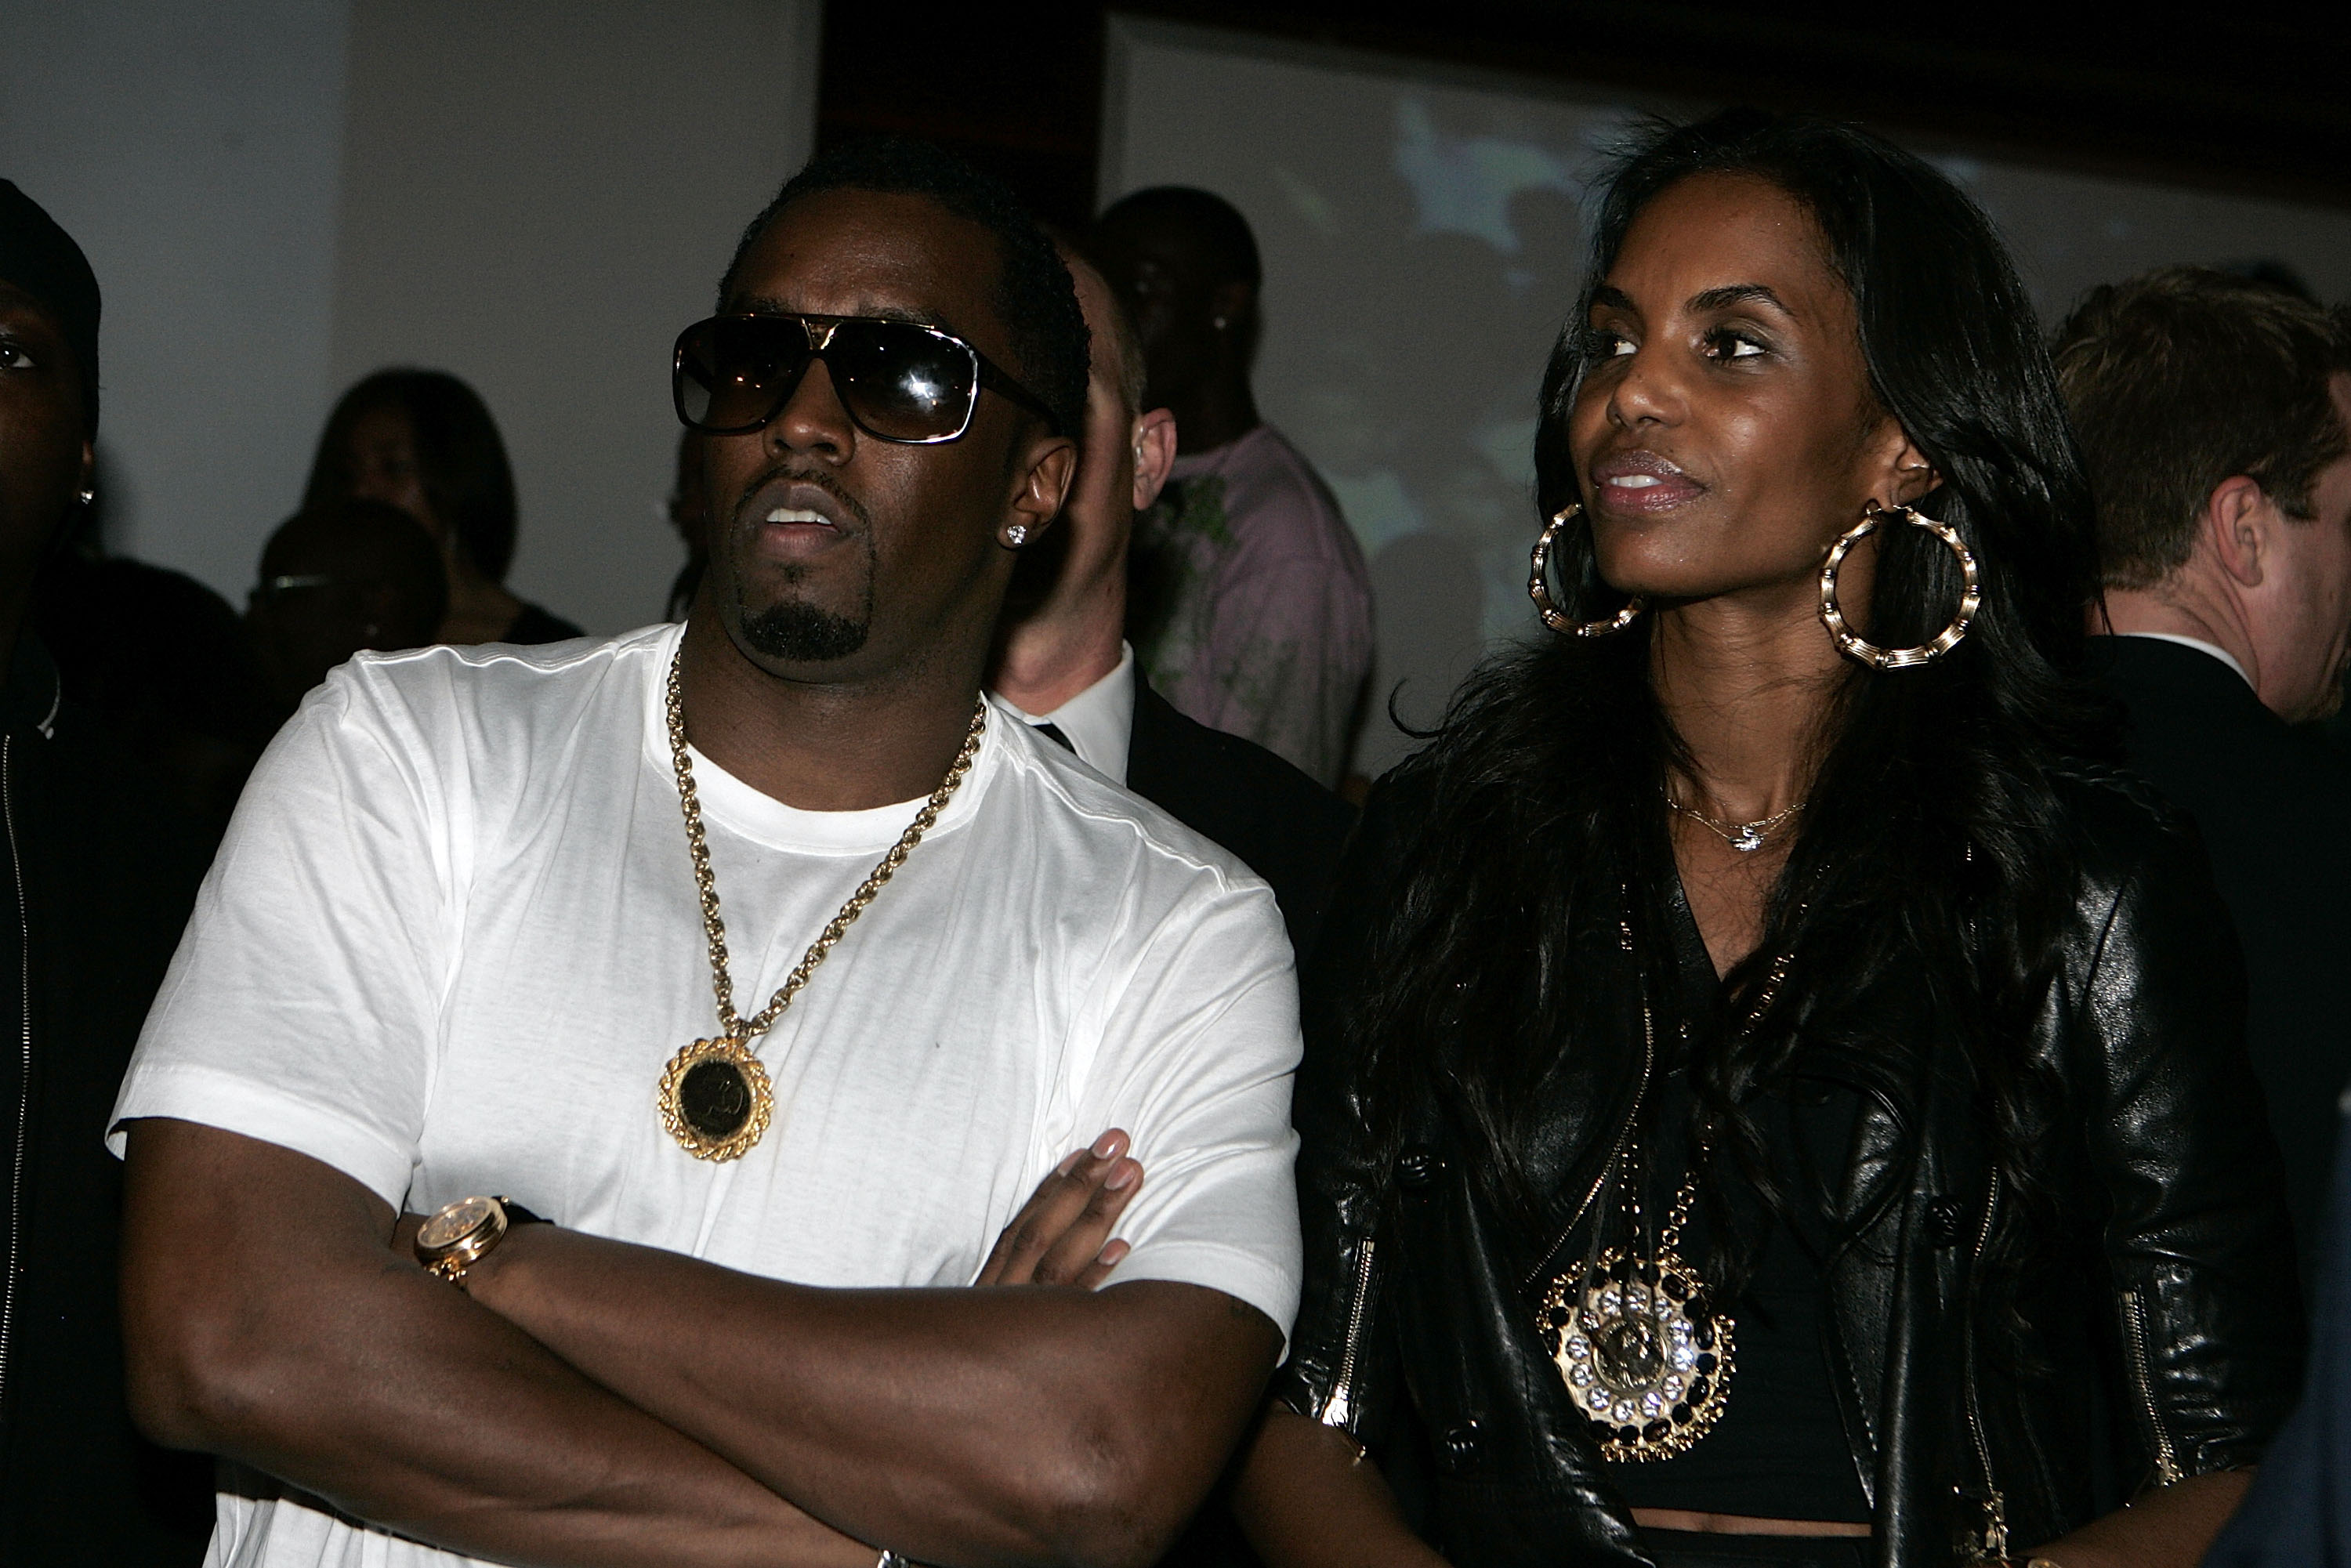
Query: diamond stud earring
[
  {"left": 77, "top": 488, "right": 95, "bottom": 505},
  {"left": 1005, "top": 524, "right": 1028, "bottom": 547}
]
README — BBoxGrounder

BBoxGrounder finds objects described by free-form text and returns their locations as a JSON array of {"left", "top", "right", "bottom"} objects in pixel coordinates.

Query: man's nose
[{"left": 768, "top": 355, "right": 855, "bottom": 460}]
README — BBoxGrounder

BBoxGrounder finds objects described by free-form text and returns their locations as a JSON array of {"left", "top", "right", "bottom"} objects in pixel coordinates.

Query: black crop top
[{"left": 1603, "top": 890, "right": 1873, "bottom": 1525}]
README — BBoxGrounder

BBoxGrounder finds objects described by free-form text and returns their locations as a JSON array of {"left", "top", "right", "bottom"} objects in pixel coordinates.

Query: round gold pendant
[
  {"left": 657, "top": 1037, "right": 773, "bottom": 1161},
  {"left": 1539, "top": 1245, "right": 1734, "bottom": 1461}
]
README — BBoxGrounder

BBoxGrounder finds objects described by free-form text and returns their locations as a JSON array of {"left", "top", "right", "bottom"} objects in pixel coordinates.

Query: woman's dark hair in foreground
[
  {"left": 1348, "top": 108, "right": 2111, "bottom": 1321},
  {"left": 302, "top": 368, "right": 520, "bottom": 582}
]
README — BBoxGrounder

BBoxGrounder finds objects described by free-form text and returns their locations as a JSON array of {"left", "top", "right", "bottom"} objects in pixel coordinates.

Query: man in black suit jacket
[
  {"left": 2058, "top": 267, "right": 2351, "bottom": 1278},
  {"left": 992, "top": 241, "right": 1352, "bottom": 958}
]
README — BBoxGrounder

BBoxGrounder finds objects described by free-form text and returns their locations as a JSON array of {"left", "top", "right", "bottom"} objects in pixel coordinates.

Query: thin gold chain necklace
[
  {"left": 1662, "top": 785, "right": 1803, "bottom": 854},
  {"left": 655, "top": 639, "right": 987, "bottom": 1161}
]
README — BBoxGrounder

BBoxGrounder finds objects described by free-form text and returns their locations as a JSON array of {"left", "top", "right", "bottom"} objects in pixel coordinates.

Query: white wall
[
  {"left": 331, "top": 0, "right": 820, "bottom": 634},
  {"left": 0, "top": 0, "right": 820, "bottom": 632},
  {"left": 0, "top": 0, "right": 351, "bottom": 591},
  {"left": 1103, "top": 18, "right": 2351, "bottom": 775}
]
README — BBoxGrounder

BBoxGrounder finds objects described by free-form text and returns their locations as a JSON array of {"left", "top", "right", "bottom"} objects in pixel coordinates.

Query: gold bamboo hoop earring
[
  {"left": 1531, "top": 504, "right": 1644, "bottom": 637},
  {"left": 1817, "top": 501, "right": 1980, "bottom": 670}
]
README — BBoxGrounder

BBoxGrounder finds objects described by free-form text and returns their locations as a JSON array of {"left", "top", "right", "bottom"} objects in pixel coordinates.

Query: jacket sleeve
[
  {"left": 1267, "top": 777, "right": 1415, "bottom": 1453},
  {"left": 2068, "top": 798, "right": 2306, "bottom": 1483}
]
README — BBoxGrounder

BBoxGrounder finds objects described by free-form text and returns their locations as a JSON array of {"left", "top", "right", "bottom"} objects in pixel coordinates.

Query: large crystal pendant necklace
[
  {"left": 1539, "top": 1095, "right": 1733, "bottom": 1462},
  {"left": 1539, "top": 943, "right": 1794, "bottom": 1461},
  {"left": 655, "top": 639, "right": 987, "bottom": 1161},
  {"left": 1533, "top": 1100, "right": 1740, "bottom": 1467}
]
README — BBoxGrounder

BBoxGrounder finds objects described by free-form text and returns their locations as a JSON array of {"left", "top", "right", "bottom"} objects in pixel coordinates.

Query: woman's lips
[{"left": 1589, "top": 454, "right": 1706, "bottom": 516}]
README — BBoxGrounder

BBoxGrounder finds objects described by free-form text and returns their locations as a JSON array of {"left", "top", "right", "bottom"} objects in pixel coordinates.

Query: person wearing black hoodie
[{"left": 0, "top": 176, "right": 213, "bottom": 1563}]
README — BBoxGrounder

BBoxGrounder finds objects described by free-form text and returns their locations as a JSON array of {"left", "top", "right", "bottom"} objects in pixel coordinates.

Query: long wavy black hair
[{"left": 1348, "top": 109, "right": 2114, "bottom": 1309}]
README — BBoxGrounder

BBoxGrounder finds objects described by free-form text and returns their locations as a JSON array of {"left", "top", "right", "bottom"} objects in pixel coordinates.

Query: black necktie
[{"left": 1032, "top": 721, "right": 1075, "bottom": 753}]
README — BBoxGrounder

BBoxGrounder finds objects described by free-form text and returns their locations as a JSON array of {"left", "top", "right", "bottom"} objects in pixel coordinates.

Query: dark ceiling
[{"left": 819, "top": 0, "right": 2351, "bottom": 230}]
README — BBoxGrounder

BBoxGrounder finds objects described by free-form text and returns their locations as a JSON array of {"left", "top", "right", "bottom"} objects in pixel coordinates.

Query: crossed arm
[{"left": 122, "top": 1117, "right": 1278, "bottom": 1568}]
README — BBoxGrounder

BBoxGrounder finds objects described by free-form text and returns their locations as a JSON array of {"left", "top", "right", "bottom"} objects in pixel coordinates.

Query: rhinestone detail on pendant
[{"left": 1540, "top": 1244, "right": 1736, "bottom": 1461}]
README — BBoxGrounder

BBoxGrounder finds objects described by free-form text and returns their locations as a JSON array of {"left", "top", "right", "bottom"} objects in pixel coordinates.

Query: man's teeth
[
  {"left": 766, "top": 507, "right": 829, "bottom": 523},
  {"left": 1608, "top": 474, "right": 1662, "bottom": 489}
]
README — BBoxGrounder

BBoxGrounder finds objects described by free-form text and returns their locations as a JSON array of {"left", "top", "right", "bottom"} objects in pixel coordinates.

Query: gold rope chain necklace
[{"left": 655, "top": 639, "right": 988, "bottom": 1161}]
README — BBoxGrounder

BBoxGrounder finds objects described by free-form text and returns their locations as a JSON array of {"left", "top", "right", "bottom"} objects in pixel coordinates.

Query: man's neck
[
  {"left": 2099, "top": 585, "right": 2260, "bottom": 692},
  {"left": 991, "top": 570, "right": 1125, "bottom": 716},
  {"left": 1169, "top": 379, "right": 1259, "bottom": 456},
  {"left": 675, "top": 615, "right": 988, "bottom": 811}
]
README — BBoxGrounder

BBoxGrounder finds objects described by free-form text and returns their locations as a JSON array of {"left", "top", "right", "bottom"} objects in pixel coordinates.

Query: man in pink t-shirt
[{"left": 1096, "top": 187, "right": 1373, "bottom": 788}]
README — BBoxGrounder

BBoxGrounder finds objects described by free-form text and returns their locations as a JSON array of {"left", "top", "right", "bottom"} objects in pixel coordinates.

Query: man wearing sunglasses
[{"left": 114, "top": 140, "right": 1300, "bottom": 1568}]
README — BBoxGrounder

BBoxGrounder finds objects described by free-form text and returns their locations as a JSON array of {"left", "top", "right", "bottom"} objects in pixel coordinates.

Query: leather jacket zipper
[
  {"left": 1521, "top": 1001, "right": 1655, "bottom": 1293},
  {"left": 1958, "top": 1168, "right": 2008, "bottom": 1564},
  {"left": 1317, "top": 1238, "right": 1378, "bottom": 1429},
  {"left": 2119, "top": 1288, "right": 2184, "bottom": 1487},
  {"left": 0, "top": 736, "right": 27, "bottom": 1414}
]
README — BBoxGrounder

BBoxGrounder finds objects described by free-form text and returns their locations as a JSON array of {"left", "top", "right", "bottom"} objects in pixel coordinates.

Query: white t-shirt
[{"left": 112, "top": 624, "right": 1302, "bottom": 1568}]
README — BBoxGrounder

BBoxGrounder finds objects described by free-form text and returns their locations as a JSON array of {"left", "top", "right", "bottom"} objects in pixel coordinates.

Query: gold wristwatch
[{"left": 413, "top": 1194, "right": 545, "bottom": 1289}]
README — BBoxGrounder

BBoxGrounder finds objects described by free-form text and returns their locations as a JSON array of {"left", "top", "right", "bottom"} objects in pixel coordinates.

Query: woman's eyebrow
[{"left": 1689, "top": 282, "right": 1793, "bottom": 316}]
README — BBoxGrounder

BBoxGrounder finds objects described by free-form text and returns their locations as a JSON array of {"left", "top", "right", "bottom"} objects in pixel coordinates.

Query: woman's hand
[
  {"left": 2024, "top": 1468, "right": 2253, "bottom": 1568},
  {"left": 1235, "top": 1403, "right": 1450, "bottom": 1568},
  {"left": 975, "top": 1128, "right": 1144, "bottom": 1288}
]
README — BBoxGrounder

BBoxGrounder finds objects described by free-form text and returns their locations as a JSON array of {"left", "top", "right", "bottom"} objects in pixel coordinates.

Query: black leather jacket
[{"left": 1270, "top": 770, "right": 2303, "bottom": 1568}]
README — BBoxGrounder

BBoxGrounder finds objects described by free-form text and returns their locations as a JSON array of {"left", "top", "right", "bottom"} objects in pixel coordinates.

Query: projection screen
[{"left": 1103, "top": 17, "right": 2351, "bottom": 776}]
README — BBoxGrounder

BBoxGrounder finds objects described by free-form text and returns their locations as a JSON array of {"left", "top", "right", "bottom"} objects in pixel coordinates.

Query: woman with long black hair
[{"left": 1228, "top": 110, "right": 2300, "bottom": 1568}]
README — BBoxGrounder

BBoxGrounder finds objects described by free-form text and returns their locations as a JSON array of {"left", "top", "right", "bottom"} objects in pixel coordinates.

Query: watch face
[{"left": 418, "top": 1195, "right": 500, "bottom": 1252}]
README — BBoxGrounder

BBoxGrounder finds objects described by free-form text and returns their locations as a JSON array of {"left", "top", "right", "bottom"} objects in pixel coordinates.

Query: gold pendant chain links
[{"left": 662, "top": 639, "right": 987, "bottom": 1045}]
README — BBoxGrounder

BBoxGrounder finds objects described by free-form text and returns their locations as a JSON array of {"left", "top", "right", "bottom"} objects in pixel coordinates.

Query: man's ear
[
  {"left": 2204, "top": 473, "right": 2275, "bottom": 588},
  {"left": 1005, "top": 433, "right": 1078, "bottom": 548},
  {"left": 1132, "top": 407, "right": 1177, "bottom": 512}
]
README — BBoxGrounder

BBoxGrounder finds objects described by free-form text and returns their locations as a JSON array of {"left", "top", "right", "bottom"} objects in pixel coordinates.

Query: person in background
[
  {"left": 665, "top": 426, "right": 710, "bottom": 621},
  {"left": 0, "top": 176, "right": 212, "bottom": 1565},
  {"left": 2055, "top": 267, "right": 2351, "bottom": 1283},
  {"left": 302, "top": 368, "right": 584, "bottom": 646},
  {"left": 33, "top": 503, "right": 278, "bottom": 827},
  {"left": 993, "top": 239, "right": 1355, "bottom": 958},
  {"left": 1093, "top": 186, "right": 1373, "bottom": 790},
  {"left": 246, "top": 497, "right": 449, "bottom": 715}
]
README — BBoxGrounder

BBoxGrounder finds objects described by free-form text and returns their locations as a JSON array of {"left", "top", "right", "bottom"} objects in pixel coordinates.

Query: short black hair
[
  {"left": 1094, "top": 186, "right": 1262, "bottom": 290},
  {"left": 720, "top": 137, "right": 1088, "bottom": 440},
  {"left": 2055, "top": 266, "right": 2351, "bottom": 589}
]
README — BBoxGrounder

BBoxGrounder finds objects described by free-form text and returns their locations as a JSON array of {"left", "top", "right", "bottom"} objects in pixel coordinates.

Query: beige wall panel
[{"left": 331, "top": 0, "right": 819, "bottom": 634}]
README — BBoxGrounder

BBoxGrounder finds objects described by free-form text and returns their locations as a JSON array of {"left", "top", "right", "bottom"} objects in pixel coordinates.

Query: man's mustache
[{"left": 730, "top": 463, "right": 873, "bottom": 532}]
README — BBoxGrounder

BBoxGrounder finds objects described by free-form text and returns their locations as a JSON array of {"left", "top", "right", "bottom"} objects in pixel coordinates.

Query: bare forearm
[
  {"left": 2030, "top": 1469, "right": 2252, "bottom": 1568},
  {"left": 1233, "top": 1405, "right": 1445, "bottom": 1568},
  {"left": 468, "top": 1227, "right": 1279, "bottom": 1568},
  {"left": 123, "top": 1121, "right": 869, "bottom": 1568}
]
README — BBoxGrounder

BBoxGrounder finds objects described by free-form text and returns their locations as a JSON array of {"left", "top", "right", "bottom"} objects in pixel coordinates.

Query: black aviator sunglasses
[{"left": 672, "top": 313, "right": 1060, "bottom": 444}]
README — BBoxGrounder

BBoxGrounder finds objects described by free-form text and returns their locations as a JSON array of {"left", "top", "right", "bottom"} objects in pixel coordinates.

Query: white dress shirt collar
[{"left": 1005, "top": 642, "right": 1136, "bottom": 784}]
